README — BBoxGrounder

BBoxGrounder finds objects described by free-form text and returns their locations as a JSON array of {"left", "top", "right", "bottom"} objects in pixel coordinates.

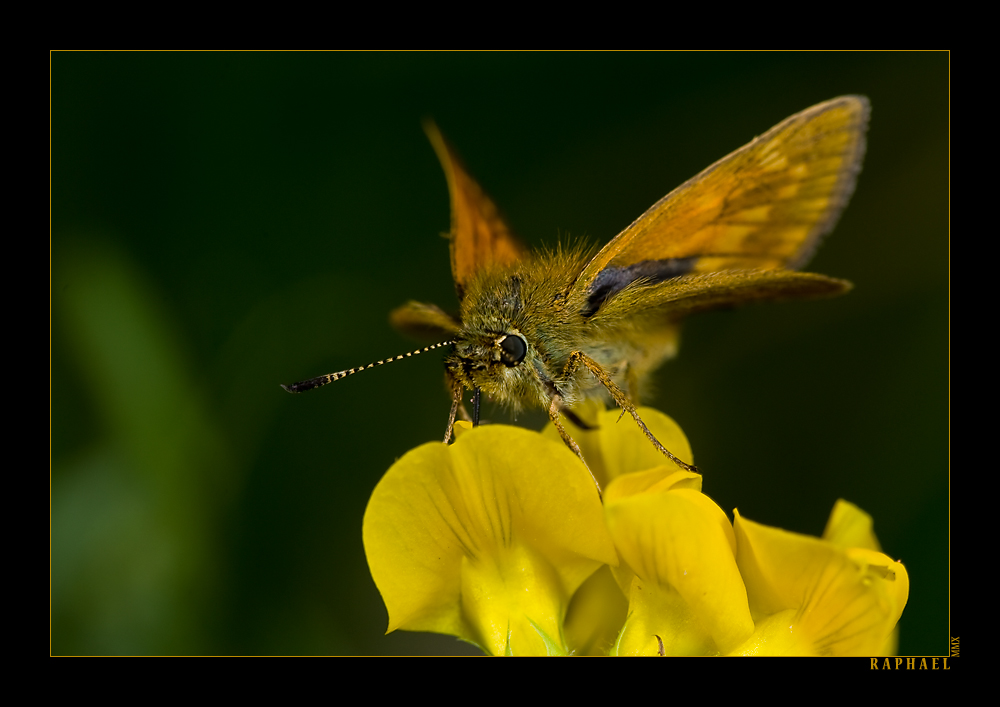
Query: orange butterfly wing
[
  {"left": 391, "top": 123, "right": 527, "bottom": 340},
  {"left": 573, "top": 96, "right": 870, "bottom": 293},
  {"left": 423, "top": 121, "right": 526, "bottom": 302}
]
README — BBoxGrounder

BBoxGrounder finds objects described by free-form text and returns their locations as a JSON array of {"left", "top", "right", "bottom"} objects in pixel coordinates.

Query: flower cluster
[{"left": 362, "top": 405, "right": 908, "bottom": 656}]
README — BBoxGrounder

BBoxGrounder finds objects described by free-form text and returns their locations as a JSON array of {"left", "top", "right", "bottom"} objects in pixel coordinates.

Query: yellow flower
[
  {"left": 363, "top": 404, "right": 908, "bottom": 657},
  {"left": 728, "top": 501, "right": 909, "bottom": 656},
  {"left": 362, "top": 423, "right": 617, "bottom": 656}
]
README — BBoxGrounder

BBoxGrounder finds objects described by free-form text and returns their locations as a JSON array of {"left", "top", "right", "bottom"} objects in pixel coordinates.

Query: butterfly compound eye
[{"left": 498, "top": 334, "right": 527, "bottom": 367}]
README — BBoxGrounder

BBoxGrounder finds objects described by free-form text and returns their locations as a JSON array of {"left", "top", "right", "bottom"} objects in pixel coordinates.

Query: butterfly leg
[
  {"left": 563, "top": 351, "right": 698, "bottom": 474},
  {"left": 444, "top": 382, "right": 483, "bottom": 441},
  {"left": 443, "top": 382, "right": 463, "bottom": 443},
  {"left": 548, "top": 396, "right": 603, "bottom": 501}
]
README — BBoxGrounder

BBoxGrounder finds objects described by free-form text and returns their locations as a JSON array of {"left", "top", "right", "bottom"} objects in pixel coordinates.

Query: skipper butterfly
[{"left": 284, "top": 96, "right": 869, "bottom": 488}]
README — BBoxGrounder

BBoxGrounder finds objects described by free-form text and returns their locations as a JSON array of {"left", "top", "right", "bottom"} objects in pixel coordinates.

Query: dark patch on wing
[{"left": 583, "top": 258, "right": 697, "bottom": 318}]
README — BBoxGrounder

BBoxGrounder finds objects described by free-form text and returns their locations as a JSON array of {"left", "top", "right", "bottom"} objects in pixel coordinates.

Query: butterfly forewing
[
  {"left": 573, "top": 96, "right": 870, "bottom": 294},
  {"left": 423, "top": 121, "right": 527, "bottom": 302}
]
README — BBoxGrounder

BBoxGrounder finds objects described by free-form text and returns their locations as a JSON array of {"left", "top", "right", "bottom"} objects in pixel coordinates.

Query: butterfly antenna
[{"left": 281, "top": 340, "right": 454, "bottom": 394}]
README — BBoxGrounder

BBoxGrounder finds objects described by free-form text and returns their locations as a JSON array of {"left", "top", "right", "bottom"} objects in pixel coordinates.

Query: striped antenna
[{"left": 281, "top": 340, "right": 454, "bottom": 394}]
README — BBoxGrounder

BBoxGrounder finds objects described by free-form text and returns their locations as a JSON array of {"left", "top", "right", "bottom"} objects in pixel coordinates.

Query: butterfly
[{"left": 284, "top": 96, "right": 869, "bottom": 489}]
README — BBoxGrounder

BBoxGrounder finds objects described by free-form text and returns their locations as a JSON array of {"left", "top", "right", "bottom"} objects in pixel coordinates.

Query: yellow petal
[
  {"left": 725, "top": 609, "right": 816, "bottom": 656},
  {"left": 603, "top": 467, "right": 703, "bottom": 504},
  {"left": 822, "top": 498, "right": 882, "bottom": 552},
  {"left": 563, "top": 565, "right": 629, "bottom": 656}
]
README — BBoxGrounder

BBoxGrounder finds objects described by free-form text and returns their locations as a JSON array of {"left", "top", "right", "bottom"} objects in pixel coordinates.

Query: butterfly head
[{"left": 446, "top": 324, "right": 546, "bottom": 409}]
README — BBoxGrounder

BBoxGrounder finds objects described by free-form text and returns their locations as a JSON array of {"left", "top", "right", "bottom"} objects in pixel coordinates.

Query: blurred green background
[{"left": 51, "top": 52, "right": 948, "bottom": 655}]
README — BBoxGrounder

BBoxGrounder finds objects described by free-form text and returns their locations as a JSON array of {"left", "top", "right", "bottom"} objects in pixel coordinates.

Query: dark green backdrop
[{"left": 52, "top": 52, "right": 948, "bottom": 655}]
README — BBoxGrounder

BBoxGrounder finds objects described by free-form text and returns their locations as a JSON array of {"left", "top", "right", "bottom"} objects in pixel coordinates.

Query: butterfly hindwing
[{"left": 586, "top": 269, "right": 851, "bottom": 327}]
